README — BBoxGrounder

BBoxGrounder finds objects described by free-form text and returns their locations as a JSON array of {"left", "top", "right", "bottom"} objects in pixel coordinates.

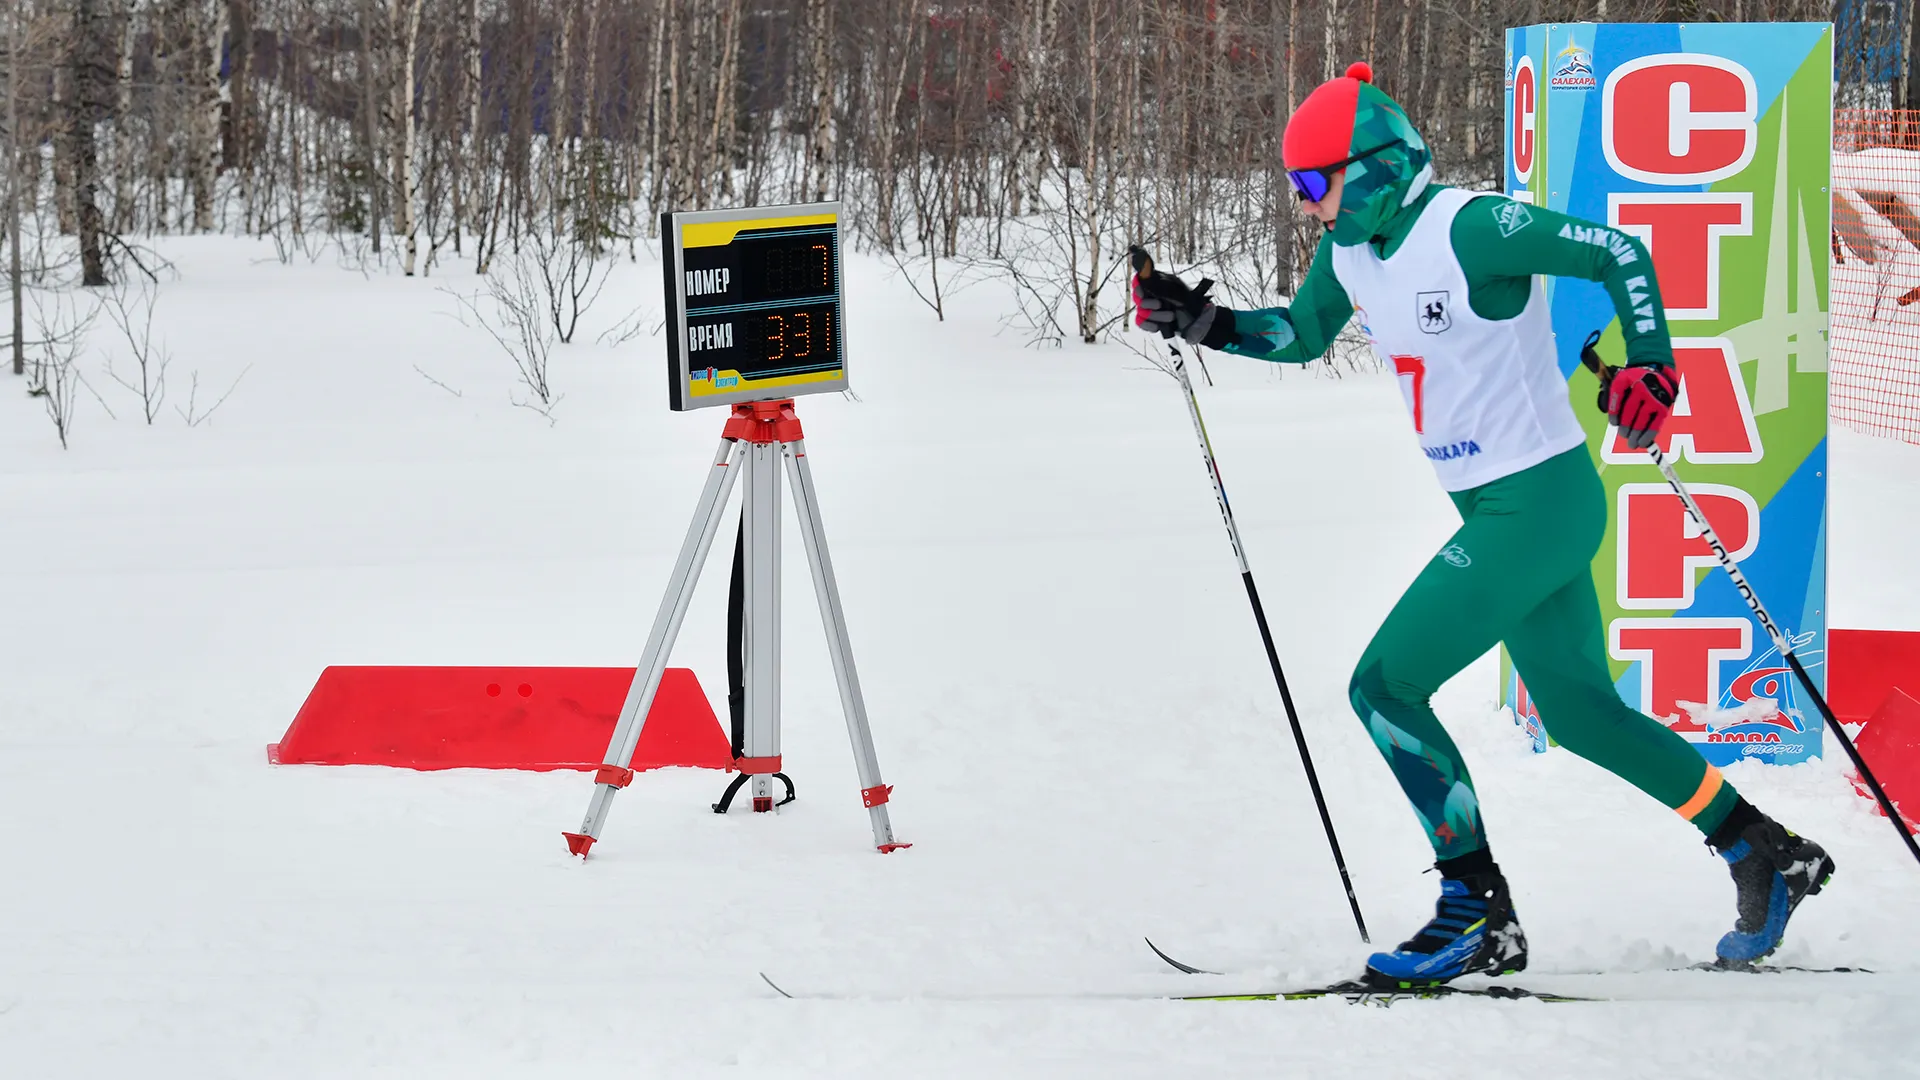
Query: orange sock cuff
[{"left": 1676, "top": 766, "right": 1725, "bottom": 822}]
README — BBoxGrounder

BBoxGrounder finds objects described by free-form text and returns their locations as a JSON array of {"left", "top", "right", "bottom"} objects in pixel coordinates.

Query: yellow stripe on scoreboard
[{"left": 681, "top": 213, "right": 838, "bottom": 249}]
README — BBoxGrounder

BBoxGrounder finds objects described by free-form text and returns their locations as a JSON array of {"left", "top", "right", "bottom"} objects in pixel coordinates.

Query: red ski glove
[{"left": 1604, "top": 365, "right": 1678, "bottom": 450}]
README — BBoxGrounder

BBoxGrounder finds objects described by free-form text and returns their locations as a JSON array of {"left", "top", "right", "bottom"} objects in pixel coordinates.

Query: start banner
[{"left": 1501, "top": 21, "right": 1833, "bottom": 767}]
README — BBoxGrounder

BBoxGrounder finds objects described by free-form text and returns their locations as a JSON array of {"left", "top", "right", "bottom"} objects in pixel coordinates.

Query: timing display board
[{"left": 662, "top": 202, "right": 847, "bottom": 411}]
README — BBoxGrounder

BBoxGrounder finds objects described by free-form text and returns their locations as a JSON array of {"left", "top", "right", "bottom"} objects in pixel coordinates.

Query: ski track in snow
[{"left": 1, "top": 237, "right": 1916, "bottom": 1077}]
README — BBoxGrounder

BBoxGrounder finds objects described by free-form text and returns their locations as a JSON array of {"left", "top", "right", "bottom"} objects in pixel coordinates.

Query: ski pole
[
  {"left": 1131, "top": 246, "right": 1371, "bottom": 942},
  {"left": 1581, "top": 332, "right": 1920, "bottom": 868}
]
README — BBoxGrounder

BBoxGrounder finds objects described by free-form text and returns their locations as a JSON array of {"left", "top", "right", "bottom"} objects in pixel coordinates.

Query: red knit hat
[{"left": 1282, "top": 62, "right": 1375, "bottom": 170}]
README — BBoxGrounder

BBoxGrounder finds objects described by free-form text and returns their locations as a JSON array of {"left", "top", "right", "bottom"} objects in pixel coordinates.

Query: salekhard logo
[{"left": 1551, "top": 43, "right": 1596, "bottom": 90}]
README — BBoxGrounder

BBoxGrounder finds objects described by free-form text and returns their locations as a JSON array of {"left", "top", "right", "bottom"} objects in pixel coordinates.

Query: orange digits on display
[
  {"left": 766, "top": 313, "right": 785, "bottom": 361},
  {"left": 792, "top": 312, "right": 812, "bottom": 359}
]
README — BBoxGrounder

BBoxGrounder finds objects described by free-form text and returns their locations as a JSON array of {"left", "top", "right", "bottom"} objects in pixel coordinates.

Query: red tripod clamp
[{"left": 721, "top": 399, "right": 804, "bottom": 445}]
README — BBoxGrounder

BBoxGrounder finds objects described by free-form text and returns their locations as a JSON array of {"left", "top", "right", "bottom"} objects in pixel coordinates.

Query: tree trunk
[
  {"left": 582, "top": 0, "right": 602, "bottom": 147},
  {"left": 1322, "top": 0, "right": 1339, "bottom": 82},
  {"left": 53, "top": 32, "right": 77, "bottom": 236},
  {"left": 1078, "top": 1, "right": 1102, "bottom": 343},
  {"left": 708, "top": 0, "right": 743, "bottom": 203},
  {"left": 874, "top": 0, "right": 921, "bottom": 250},
  {"left": 551, "top": 0, "right": 574, "bottom": 210},
  {"left": 1464, "top": 0, "right": 1483, "bottom": 164},
  {"left": 226, "top": 0, "right": 253, "bottom": 227},
  {"left": 150, "top": 2, "right": 173, "bottom": 232},
  {"left": 462, "top": 0, "right": 482, "bottom": 244},
  {"left": 1007, "top": 0, "right": 1034, "bottom": 219},
  {"left": 8, "top": 3, "right": 23, "bottom": 375},
  {"left": 113, "top": 0, "right": 135, "bottom": 233},
  {"left": 1395, "top": 0, "right": 1414, "bottom": 101},
  {"left": 1029, "top": 0, "right": 1059, "bottom": 212},
  {"left": 506, "top": 0, "right": 533, "bottom": 244},
  {"left": 71, "top": 0, "right": 110, "bottom": 285},
  {"left": 1426, "top": 7, "right": 1447, "bottom": 185},
  {"left": 1365, "top": 0, "right": 1380, "bottom": 68},
  {"left": 191, "top": 0, "right": 222, "bottom": 233},
  {"left": 646, "top": 0, "right": 670, "bottom": 222},
  {"left": 360, "top": 0, "right": 382, "bottom": 253},
  {"left": 289, "top": 29, "right": 305, "bottom": 237},
  {"left": 395, "top": 0, "right": 424, "bottom": 274},
  {"left": 1124, "top": 0, "right": 1143, "bottom": 243},
  {"left": 806, "top": 0, "right": 835, "bottom": 202},
  {"left": 662, "top": 0, "right": 682, "bottom": 210}
]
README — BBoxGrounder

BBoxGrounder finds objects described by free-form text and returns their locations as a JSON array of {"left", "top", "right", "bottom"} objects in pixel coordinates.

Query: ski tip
[
  {"left": 759, "top": 972, "right": 794, "bottom": 999},
  {"left": 1145, "top": 937, "right": 1221, "bottom": 976}
]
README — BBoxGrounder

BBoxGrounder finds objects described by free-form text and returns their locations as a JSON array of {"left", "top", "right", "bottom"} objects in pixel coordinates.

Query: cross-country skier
[{"left": 1132, "top": 62, "right": 1835, "bottom": 986}]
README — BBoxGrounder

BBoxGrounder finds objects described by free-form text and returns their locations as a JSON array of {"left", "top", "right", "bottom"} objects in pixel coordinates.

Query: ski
[
  {"left": 1687, "top": 961, "right": 1874, "bottom": 974},
  {"left": 1147, "top": 938, "right": 1872, "bottom": 980},
  {"left": 1177, "top": 980, "right": 1590, "bottom": 1003},
  {"left": 759, "top": 971, "right": 1591, "bottom": 1003}
]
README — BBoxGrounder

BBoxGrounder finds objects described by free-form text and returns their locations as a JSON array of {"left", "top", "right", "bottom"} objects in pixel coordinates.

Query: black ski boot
[
  {"left": 1707, "top": 799, "right": 1836, "bottom": 966},
  {"left": 1364, "top": 849, "right": 1528, "bottom": 988}
]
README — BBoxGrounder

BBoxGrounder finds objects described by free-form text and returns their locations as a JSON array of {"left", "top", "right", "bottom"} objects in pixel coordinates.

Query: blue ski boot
[
  {"left": 1365, "top": 851, "right": 1527, "bottom": 988},
  {"left": 1708, "top": 800, "right": 1835, "bottom": 966}
]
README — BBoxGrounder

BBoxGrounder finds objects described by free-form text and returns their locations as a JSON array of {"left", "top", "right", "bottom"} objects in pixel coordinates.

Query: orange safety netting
[{"left": 1832, "top": 110, "right": 1920, "bottom": 444}]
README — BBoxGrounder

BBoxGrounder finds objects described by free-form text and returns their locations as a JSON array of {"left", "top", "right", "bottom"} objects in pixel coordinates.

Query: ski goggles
[{"left": 1286, "top": 139, "right": 1406, "bottom": 203}]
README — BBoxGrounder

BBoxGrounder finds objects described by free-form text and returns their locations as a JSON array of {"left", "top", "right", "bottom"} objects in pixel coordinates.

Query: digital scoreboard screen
[{"left": 662, "top": 202, "right": 848, "bottom": 411}]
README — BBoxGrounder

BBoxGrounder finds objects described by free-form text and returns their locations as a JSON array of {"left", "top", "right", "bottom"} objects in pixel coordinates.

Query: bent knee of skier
[{"left": 1348, "top": 659, "right": 1438, "bottom": 748}]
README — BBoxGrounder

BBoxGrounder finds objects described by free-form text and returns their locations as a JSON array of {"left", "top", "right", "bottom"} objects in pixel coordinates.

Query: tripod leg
[
  {"left": 727, "top": 516, "right": 746, "bottom": 758},
  {"left": 742, "top": 439, "right": 783, "bottom": 812},
  {"left": 781, "top": 438, "right": 908, "bottom": 852},
  {"left": 565, "top": 436, "right": 746, "bottom": 856}
]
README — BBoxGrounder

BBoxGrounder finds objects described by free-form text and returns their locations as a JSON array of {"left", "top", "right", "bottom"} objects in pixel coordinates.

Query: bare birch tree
[{"left": 394, "top": 0, "right": 425, "bottom": 273}]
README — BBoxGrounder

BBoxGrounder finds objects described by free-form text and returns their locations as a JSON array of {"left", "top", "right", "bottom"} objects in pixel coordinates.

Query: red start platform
[{"left": 269, "top": 666, "right": 732, "bottom": 773}]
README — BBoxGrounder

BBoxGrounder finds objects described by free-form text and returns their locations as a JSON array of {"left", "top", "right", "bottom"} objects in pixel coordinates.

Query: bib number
[{"left": 1392, "top": 355, "right": 1427, "bottom": 433}]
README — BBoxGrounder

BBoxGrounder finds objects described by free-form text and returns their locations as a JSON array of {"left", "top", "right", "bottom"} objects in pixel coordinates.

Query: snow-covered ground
[{"left": 2, "top": 239, "right": 1916, "bottom": 1078}]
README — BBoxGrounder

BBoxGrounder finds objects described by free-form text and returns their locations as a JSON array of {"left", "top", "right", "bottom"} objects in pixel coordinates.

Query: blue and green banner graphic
[{"left": 1501, "top": 22, "right": 1833, "bottom": 767}]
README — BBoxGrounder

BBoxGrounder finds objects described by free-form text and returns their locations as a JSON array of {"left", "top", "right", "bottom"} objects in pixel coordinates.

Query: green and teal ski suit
[{"left": 1220, "top": 187, "right": 1739, "bottom": 860}]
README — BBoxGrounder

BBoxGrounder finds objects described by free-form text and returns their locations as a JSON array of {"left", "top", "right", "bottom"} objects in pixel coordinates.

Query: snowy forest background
[{"left": 0, "top": 0, "right": 1897, "bottom": 442}]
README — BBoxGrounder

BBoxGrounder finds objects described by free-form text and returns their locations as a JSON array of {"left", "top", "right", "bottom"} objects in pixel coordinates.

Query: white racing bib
[{"left": 1330, "top": 188, "right": 1586, "bottom": 492}]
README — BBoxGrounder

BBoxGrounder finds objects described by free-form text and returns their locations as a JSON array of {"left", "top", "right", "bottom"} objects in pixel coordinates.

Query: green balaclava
[{"left": 1282, "top": 62, "right": 1435, "bottom": 247}]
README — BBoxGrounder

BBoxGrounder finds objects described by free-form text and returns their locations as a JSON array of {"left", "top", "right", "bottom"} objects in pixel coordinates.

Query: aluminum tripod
[{"left": 563, "top": 399, "right": 907, "bottom": 856}]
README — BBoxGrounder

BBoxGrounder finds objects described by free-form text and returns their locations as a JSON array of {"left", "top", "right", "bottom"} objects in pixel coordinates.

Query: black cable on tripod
[{"left": 714, "top": 514, "right": 794, "bottom": 814}]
